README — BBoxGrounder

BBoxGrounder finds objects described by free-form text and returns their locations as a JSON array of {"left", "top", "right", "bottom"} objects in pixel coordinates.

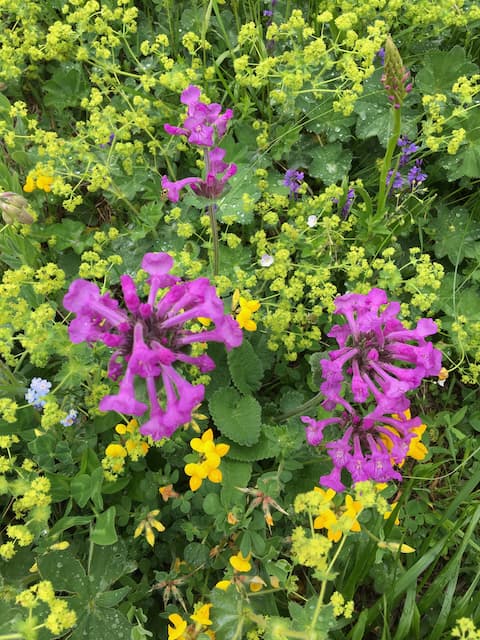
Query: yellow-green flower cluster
[{"left": 16, "top": 580, "right": 77, "bottom": 635}]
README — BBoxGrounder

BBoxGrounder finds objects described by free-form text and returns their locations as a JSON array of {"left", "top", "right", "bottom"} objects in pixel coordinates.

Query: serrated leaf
[
  {"left": 209, "top": 387, "right": 261, "bottom": 445},
  {"left": 70, "top": 608, "right": 132, "bottom": 640},
  {"left": 227, "top": 339, "right": 264, "bottom": 394},
  {"left": 220, "top": 459, "right": 252, "bottom": 507}
]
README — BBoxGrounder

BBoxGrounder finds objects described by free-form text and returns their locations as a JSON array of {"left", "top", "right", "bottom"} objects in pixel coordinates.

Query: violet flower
[
  {"left": 319, "top": 288, "right": 442, "bottom": 414},
  {"left": 333, "top": 188, "right": 355, "bottom": 218},
  {"left": 301, "top": 406, "right": 422, "bottom": 491},
  {"left": 63, "top": 253, "right": 243, "bottom": 440},
  {"left": 398, "top": 136, "right": 419, "bottom": 167},
  {"left": 161, "top": 147, "right": 237, "bottom": 202},
  {"left": 283, "top": 169, "right": 304, "bottom": 196},
  {"left": 407, "top": 160, "right": 427, "bottom": 186},
  {"left": 164, "top": 85, "right": 233, "bottom": 147}
]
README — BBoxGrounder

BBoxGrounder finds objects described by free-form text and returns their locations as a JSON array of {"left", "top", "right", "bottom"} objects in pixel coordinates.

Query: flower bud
[
  {"left": 381, "top": 36, "right": 412, "bottom": 109},
  {"left": 0, "top": 191, "right": 34, "bottom": 224}
]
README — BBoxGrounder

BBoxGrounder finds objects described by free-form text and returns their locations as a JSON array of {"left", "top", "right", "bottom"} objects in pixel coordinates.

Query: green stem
[
  {"left": 309, "top": 535, "right": 347, "bottom": 633},
  {"left": 376, "top": 107, "right": 402, "bottom": 220},
  {"left": 208, "top": 202, "right": 220, "bottom": 277},
  {"left": 277, "top": 392, "right": 324, "bottom": 422}
]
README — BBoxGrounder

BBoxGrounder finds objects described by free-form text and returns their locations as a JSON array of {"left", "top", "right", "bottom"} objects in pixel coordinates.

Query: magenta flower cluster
[
  {"left": 63, "top": 253, "right": 242, "bottom": 440},
  {"left": 161, "top": 85, "right": 236, "bottom": 202},
  {"left": 302, "top": 288, "right": 442, "bottom": 491}
]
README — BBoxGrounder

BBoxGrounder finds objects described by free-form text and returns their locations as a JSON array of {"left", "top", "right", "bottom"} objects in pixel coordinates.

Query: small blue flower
[
  {"left": 61, "top": 409, "right": 78, "bottom": 427},
  {"left": 25, "top": 377, "right": 51, "bottom": 409}
]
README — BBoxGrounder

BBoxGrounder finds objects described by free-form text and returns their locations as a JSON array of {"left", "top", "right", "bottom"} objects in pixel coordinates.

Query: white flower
[
  {"left": 307, "top": 215, "right": 318, "bottom": 228},
  {"left": 260, "top": 254, "right": 274, "bottom": 267}
]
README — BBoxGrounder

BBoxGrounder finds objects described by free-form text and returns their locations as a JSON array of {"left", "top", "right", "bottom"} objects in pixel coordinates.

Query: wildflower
[
  {"left": 302, "top": 407, "right": 425, "bottom": 491},
  {"left": 0, "top": 192, "right": 33, "bottom": 224},
  {"left": 230, "top": 551, "right": 252, "bottom": 572},
  {"left": 184, "top": 428, "right": 229, "bottom": 491},
  {"left": 63, "top": 253, "right": 242, "bottom": 440},
  {"left": 164, "top": 85, "right": 233, "bottom": 147},
  {"left": 407, "top": 160, "right": 427, "bottom": 186},
  {"left": 191, "top": 603, "right": 212, "bottom": 626},
  {"left": 318, "top": 288, "right": 442, "bottom": 414},
  {"left": 307, "top": 215, "right": 318, "bottom": 228},
  {"left": 381, "top": 36, "right": 412, "bottom": 108},
  {"left": 260, "top": 253, "right": 274, "bottom": 267},
  {"left": 437, "top": 366, "right": 449, "bottom": 387},
  {"left": 236, "top": 296, "right": 261, "bottom": 332},
  {"left": 398, "top": 136, "right": 419, "bottom": 166},
  {"left": 134, "top": 509, "right": 165, "bottom": 546},
  {"left": 23, "top": 174, "right": 54, "bottom": 193},
  {"left": 386, "top": 169, "right": 404, "bottom": 192},
  {"left": 60, "top": 409, "right": 78, "bottom": 426},
  {"left": 159, "top": 484, "right": 179, "bottom": 501},
  {"left": 312, "top": 488, "right": 362, "bottom": 542},
  {"left": 283, "top": 168, "right": 304, "bottom": 196},
  {"left": 333, "top": 188, "right": 355, "bottom": 218},
  {"left": 162, "top": 147, "right": 237, "bottom": 202},
  {"left": 99, "top": 133, "right": 115, "bottom": 148},
  {"left": 25, "top": 378, "right": 52, "bottom": 410},
  {"left": 168, "top": 613, "right": 188, "bottom": 640}
]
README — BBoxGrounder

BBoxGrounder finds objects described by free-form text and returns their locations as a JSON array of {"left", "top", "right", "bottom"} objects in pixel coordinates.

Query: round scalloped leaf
[
  {"left": 209, "top": 387, "right": 261, "bottom": 446},
  {"left": 225, "top": 430, "right": 280, "bottom": 462}
]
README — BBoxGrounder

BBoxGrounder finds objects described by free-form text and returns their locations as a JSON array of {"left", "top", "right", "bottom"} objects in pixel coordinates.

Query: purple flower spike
[
  {"left": 283, "top": 168, "right": 304, "bottom": 197},
  {"left": 64, "top": 253, "right": 243, "bottom": 439},
  {"left": 320, "top": 288, "right": 442, "bottom": 413}
]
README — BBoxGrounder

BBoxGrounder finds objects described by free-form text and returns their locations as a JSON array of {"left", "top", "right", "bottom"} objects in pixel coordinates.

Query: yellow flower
[
  {"left": 168, "top": 613, "right": 188, "bottom": 640},
  {"left": 23, "top": 176, "right": 35, "bottom": 193},
  {"left": 215, "top": 580, "right": 232, "bottom": 590},
  {"left": 190, "top": 603, "right": 212, "bottom": 626},
  {"left": 229, "top": 551, "right": 252, "bottom": 572},
  {"left": 36, "top": 175, "right": 54, "bottom": 192},
  {"left": 184, "top": 429, "right": 229, "bottom": 491},
  {"left": 236, "top": 296, "right": 261, "bottom": 332},
  {"left": 313, "top": 492, "right": 362, "bottom": 542},
  {"left": 105, "top": 443, "right": 127, "bottom": 458},
  {"left": 380, "top": 409, "right": 428, "bottom": 465},
  {"left": 383, "top": 502, "right": 400, "bottom": 525},
  {"left": 134, "top": 510, "right": 165, "bottom": 547}
]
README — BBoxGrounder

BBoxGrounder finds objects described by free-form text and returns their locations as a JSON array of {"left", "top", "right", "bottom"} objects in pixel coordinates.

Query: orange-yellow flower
[
  {"left": 184, "top": 429, "right": 229, "bottom": 491},
  {"left": 229, "top": 551, "right": 251, "bottom": 572},
  {"left": 134, "top": 510, "right": 165, "bottom": 547},
  {"left": 168, "top": 613, "right": 188, "bottom": 640},
  {"left": 190, "top": 603, "right": 212, "bottom": 626}
]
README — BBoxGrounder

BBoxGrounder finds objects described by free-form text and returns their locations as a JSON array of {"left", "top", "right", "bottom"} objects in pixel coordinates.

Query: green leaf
[
  {"left": 415, "top": 46, "right": 478, "bottom": 94},
  {"left": 430, "top": 206, "right": 480, "bottom": 264},
  {"left": 227, "top": 339, "right": 264, "bottom": 394},
  {"left": 210, "top": 587, "right": 248, "bottom": 640},
  {"left": 95, "top": 586, "right": 131, "bottom": 608},
  {"left": 91, "top": 506, "right": 118, "bottom": 546},
  {"left": 88, "top": 541, "right": 136, "bottom": 592},
  {"left": 37, "top": 550, "right": 88, "bottom": 595},
  {"left": 220, "top": 459, "right": 252, "bottom": 507},
  {"left": 309, "top": 142, "right": 352, "bottom": 184},
  {"left": 70, "top": 607, "right": 133, "bottom": 640},
  {"left": 225, "top": 431, "right": 280, "bottom": 462},
  {"left": 209, "top": 387, "right": 261, "bottom": 446},
  {"left": 71, "top": 474, "right": 94, "bottom": 508}
]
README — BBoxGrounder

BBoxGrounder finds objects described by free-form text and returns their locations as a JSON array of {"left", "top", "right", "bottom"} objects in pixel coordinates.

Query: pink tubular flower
[
  {"left": 63, "top": 253, "right": 243, "bottom": 440},
  {"left": 164, "top": 85, "right": 233, "bottom": 147},
  {"left": 161, "top": 147, "right": 237, "bottom": 202},
  {"left": 301, "top": 406, "right": 422, "bottom": 491},
  {"left": 320, "top": 288, "right": 442, "bottom": 413}
]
